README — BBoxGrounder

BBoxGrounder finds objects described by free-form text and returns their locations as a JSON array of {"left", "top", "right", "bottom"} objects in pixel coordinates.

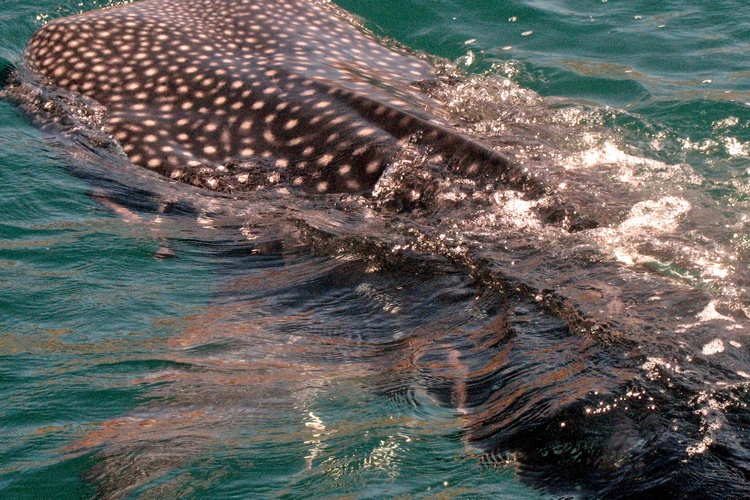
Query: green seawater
[{"left": 2, "top": 0, "right": 750, "bottom": 498}]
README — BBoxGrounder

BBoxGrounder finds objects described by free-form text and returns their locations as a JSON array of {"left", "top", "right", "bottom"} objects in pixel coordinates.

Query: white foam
[
  {"left": 680, "top": 134, "right": 750, "bottom": 158},
  {"left": 722, "top": 137, "right": 749, "bottom": 157},
  {"left": 592, "top": 196, "right": 691, "bottom": 266},
  {"left": 573, "top": 141, "right": 704, "bottom": 187},
  {"left": 620, "top": 196, "right": 691, "bottom": 232},
  {"left": 575, "top": 141, "right": 669, "bottom": 178},
  {"left": 490, "top": 191, "right": 543, "bottom": 231}
]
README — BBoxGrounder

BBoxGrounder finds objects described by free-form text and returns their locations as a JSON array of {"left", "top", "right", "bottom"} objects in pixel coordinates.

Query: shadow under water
[{"left": 4, "top": 0, "right": 750, "bottom": 498}]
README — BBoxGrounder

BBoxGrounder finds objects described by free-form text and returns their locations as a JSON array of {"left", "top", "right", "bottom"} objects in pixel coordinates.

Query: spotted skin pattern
[{"left": 25, "top": 0, "right": 527, "bottom": 193}]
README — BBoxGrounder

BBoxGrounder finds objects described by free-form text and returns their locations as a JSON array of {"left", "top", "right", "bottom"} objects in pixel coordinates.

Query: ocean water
[{"left": 2, "top": 0, "right": 750, "bottom": 498}]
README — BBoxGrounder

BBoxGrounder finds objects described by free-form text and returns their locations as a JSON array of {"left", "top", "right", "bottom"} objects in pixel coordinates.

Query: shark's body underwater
[{"left": 14, "top": 0, "right": 750, "bottom": 498}]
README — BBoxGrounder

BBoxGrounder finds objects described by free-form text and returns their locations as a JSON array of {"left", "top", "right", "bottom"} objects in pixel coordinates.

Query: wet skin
[{"left": 25, "top": 0, "right": 532, "bottom": 195}]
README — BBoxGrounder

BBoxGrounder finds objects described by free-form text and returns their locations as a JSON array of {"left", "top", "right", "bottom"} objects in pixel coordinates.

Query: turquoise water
[{"left": 3, "top": 0, "right": 750, "bottom": 498}]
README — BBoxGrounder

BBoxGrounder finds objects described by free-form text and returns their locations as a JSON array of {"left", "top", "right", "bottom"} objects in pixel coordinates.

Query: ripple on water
[
  {"left": 6, "top": 0, "right": 750, "bottom": 497},
  {"left": 33, "top": 243, "right": 545, "bottom": 498}
]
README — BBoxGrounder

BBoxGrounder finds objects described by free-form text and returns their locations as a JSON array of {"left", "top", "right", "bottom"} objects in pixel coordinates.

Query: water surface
[{"left": 3, "top": 0, "right": 750, "bottom": 498}]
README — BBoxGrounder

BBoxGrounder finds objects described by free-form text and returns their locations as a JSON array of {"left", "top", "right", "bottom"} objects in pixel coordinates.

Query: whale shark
[
  {"left": 23, "top": 0, "right": 537, "bottom": 195},
  {"left": 11, "top": 0, "right": 750, "bottom": 498}
]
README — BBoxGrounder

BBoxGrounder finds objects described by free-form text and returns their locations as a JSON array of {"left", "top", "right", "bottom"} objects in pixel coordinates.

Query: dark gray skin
[{"left": 24, "top": 0, "right": 535, "bottom": 195}]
